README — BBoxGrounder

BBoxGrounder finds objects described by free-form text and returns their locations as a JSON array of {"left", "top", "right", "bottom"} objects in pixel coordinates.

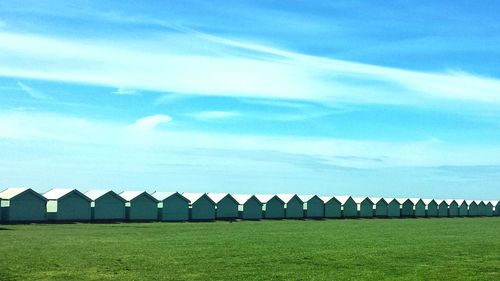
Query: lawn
[{"left": 0, "top": 218, "right": 499, "bottom": 280}]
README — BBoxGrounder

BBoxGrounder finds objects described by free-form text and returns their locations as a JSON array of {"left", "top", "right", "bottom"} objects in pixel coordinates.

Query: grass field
[{"left": 1, "top": 218, "right": 499, "bottom": 280}]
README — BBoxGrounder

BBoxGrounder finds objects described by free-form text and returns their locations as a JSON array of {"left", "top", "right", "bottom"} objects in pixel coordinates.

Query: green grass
[{"left": 1, "top": 218, "right": 499, "bottom": 280}]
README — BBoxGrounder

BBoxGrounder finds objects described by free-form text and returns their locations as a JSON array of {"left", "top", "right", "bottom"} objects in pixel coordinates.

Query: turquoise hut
[
  {"left": 457, "top": 200, "right": 468, "bottom": 216},
  {"left": 255, "top": 194, "right": 285, "bottom": 219},
  {"left": 493, "top": 201, "right": 500, "bottom": 216},
  {"left": 337, "top": 196, "right": 357, "bottom": 218},
  {"left": 436, "top": 200, "right": 449, "bottom": 217},
  {"left": 277, "top": 194, "right": 304, "bottom": 219},
  {"left": 445, "top": 199, "right": 459, "bottom": 217},
  {"left": 299, "top": 195, "right": 324, "bottom": 218},
  {"left": 321, "top": 196, "right": 342, "bottom": 218},
  {"left": 44, "top": 189, "right": 92, "bottom": 221},
  {"left": 151, "top": 192, "right": 189, "bottom": 221},
  {"left": 466, "top": 200, "right": 479, "bottom": 217},
  {"left": 371, "top": 197, "right": 388, "bottom": 217},
  {"left": 183, "top": 193, "right": 216, "bottom": 221},
  {"left": 423, "top": 199, "right": 438, "bottom": 217},
  {"left": 0, "top": 188, "right": 47, "bottom": 222},
  {"left": 85, "top": 190, "right": 126, "bottom": 221},
  {"left": 409, "top": 198, "right": 426, "bottom": 217},
  {"left": 233, "top": 194, "right": 263, "bottom": 220},
  {"left": 120, "top": 191, "right": 159, "bottom": 221},
  {"left": 386, "top": 198, "right": 401, "bottom": 217},
  {"left": 477, "top": 201, "right": 486, "bottom": 216},
  {"left": 353, "top": 197, "right": 373, "bottom": 218},
  {"left": 485, "top": 201, "right": 494, "bottom": 217},
  {"left": 400, "top": 198, "right": 414, "bottom": 217},
  {"left": 208, "top": 193, "right": 239, "bottom": 219}
]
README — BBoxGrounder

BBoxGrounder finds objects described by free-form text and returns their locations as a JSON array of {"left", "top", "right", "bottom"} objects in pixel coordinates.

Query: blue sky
[{"left": 1, "top": 1, "right": 500, "bottom": 199}]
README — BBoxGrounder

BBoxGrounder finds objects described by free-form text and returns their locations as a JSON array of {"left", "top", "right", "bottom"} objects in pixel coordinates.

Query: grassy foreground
[{"left": 1, "top": 218, "right": 499, "bottom": 280}]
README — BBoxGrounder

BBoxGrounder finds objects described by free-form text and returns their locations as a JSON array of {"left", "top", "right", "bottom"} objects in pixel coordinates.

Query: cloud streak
[
  {"left": 1, "top": 31, "right": 500, "bottom": 112},
  {"left": 17, "top": 81, "right": 52, "bottom": 100},
  {"left": 2, "top": 110, "right": 500, "bottom": 169}
]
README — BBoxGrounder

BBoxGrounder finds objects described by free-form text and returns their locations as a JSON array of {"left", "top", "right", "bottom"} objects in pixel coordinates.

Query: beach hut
[
  {"left": 493, "top": 201, "right": 500, "bottom": 216},
  {"left": 183, "top": 193, "right": 216, "bottom": 221},
  {"left": 277, "top": 194, "right": 304, "bottom": 219},
  {"left": 436, "top": 200, "right": 449, "bottom": 217},
  {"left": 232, "top": 194, "right": 263, "bottom": 220},
  {"left": 120, "top": 191, "right": 159, "bottom": 221},
  {"left": 85, "top": 190, "right": 126, "bottom": 221},
  {"left": 255, "top": 194, "right": 285, "bottom": 219},
  {"left": 371, "top": 197, "right": 388, "bottom": 217},
  {"left": 457, "top": 200, "right": 468, "bottom": 216},
  {"left": 466, "top": 200, "right": 479, "bottom": 217},
  {"left": 0, "top": 188, "right": 47, "bottom": 222},
  {"left": 386, "top": 198, "right": 401, "bottom": 218},
  {"left": 337, "top": 196, "right": 357, "bottom": 218},
  {"left": 151, "top": 192, "right": 189, "bottom": 221},
  {"left": 477, "top": 201, "right": 487, "bottom": 216},
  {"left": 491, "top": 200, "right": 500, "bottom": 216},
  {"left": 409, "top": 198, "right": 426, "bottom": 217},
  {"left": 423, "top": 199, "right": 438, "bottom": 217},
  {"left": 44, "top": 189, "right": 92, "bottom": 221},
  {"left": 208, "top": 193, "right": 239, "bottom": 219},
  {"left": 299, "top": 195, "right": 324, "bottom": 218},
  {"left": 400, "top": 198, "right": 414, "bottom": 217},
  {"left": 353, "top": 197, "right": 373, "bottom": 218},
  {"left": 485, "top": 201, "right": 494, "bottom": 217},
  {"left": 320, "top": 196, "right": 342, "bottom": 218},
  {"left": 445, "top": 199, "right": 459, "bottom": 217}
]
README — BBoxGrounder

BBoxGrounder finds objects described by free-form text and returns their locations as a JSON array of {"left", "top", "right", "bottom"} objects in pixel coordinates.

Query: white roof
[
  {"left": 254, "top": 194, "right": 279, "bottom": 203},
  {"left": 276, "top": 194, "right": 301, "bottom": 203},
  {"left": 422, "top": 199, "right": 436, "bottom": 205},
  {"left": 182, "top": 192, "right": 207, "bottom": 203},
  {"left": 352, "top": 197, "right": 372, "bottom": 204},
  {"left": 434, "top": 199, "right": 446, "bottom": 205},
  {"left": 395, "top": 198, "right": 410, "bottom": 204},
  {"left": 0, "top": 187, "right": 32, "bottom": 200},
  {"left": 85, "top": 190, "right": 114, "bottom": 200},
  {"left": 368, "top": 197, "right": 385, "bottom": 204},
  {"left": 335, "top": 196, "right": 352, "bottom": 204},
  {"left": 207, "top": 193, "right": 234, "bottom": 203},
  {"left": 232, "top": 194, "right": 258, "bottom": 204},
  {"left": 44, "top": 188, "right": 90, "bottom": 201},
  {"left": 298, "top": 195, "right": 322, "bottom": 202},
  {"left": 151, "top": 191, "right": 180, "bottom": 201},
  {"left": 119, "top": 191, "right": 151, "bottom": 202},
  {"left": 465, "top": 200, "right": 475, "bottom": 205},
  {"left": 408, "top": 198, "right": 422, "bottom": 205},
  {"left": 319, "top": 196, "right": 339, "bottom": 204},
  {"left": 444, "top": 199, "right": 457, "bottom": 205}
]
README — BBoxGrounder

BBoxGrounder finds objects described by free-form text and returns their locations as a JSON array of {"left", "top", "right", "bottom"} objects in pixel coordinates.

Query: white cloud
[
  {"left": 17, "top": 81, "right": 51, "bottom": 100},
  {"left": 1, "top": 31, "right": 500, "bottom": 112},
  {"left": 127, "top": 114, "right": 172, "bottom": 131},
  {"left": 2, "top": 110, "right": 500, "bottom": 170},
  {"left": 112, "top": 87, "right": 141, "bottom": 96},
  {"left": 189, "top": 111, "right": 240, "bottom": 120}
]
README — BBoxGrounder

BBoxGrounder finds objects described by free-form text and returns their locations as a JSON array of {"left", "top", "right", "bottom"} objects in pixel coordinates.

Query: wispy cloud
[
  {"left": 16, "top": 81, "right": 51, "bottom": 100},
  {"left": 189, "top": 110, "right": 240, "bottom": 120},
  {"left": 1, "top": 31, "right": 500, "bottom": 114},
  {"left": 127, "top": 114, "right": 172, "bottom": 132},
  {"left": 112, "top": 87, "right": 140, "bottom": 96},
  {"left": 2, "top": 110, "right": 500, "bottom": 169}
]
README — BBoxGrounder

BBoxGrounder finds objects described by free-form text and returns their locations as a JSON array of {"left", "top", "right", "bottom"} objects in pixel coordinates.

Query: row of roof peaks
[{"left": 0, "top": 188, "right": 498, "bottom": 207}]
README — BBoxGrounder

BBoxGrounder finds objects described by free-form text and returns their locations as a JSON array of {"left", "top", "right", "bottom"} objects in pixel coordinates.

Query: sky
[{"left": 1, "top": 0, "right": 500, "bottom": 199}]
